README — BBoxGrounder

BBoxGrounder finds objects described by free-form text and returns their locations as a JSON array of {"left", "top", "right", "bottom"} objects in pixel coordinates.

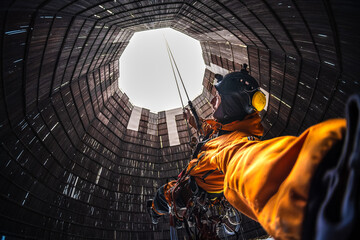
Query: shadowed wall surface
[{"left": 0, "top": 0, "right": 359, "bottom": 239}]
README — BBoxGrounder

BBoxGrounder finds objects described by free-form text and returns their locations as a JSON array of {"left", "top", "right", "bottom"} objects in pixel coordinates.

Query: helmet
[{"left": 213, "top": 69, "right": 266, "bottom": 123}]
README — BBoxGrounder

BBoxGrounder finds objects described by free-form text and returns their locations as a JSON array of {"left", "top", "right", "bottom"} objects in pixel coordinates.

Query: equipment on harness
[
  {"left": 214, "top": 66, "right": 266, "bottom": 124},
  {"left": 148, "top": 135, "right": 245, "bottom": 239},
  {"left": 172, "top": 184, "right": 243, "bottom": 240},
  {"left": 166, "top": 161, "right": 243, "bottom": 240}
]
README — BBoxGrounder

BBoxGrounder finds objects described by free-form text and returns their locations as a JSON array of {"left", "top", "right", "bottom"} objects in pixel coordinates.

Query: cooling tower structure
[{"left": 1, "top": 0, "right": 359, "bottom": 239}]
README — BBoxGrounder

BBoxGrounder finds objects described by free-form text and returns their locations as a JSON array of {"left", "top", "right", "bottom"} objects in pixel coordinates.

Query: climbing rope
[
  {"left": 163, "top": 35, "right": 202, "bottom": 139},
  {"left": 164, "top": 35, "right": 185, "bottom": 109},
  {"left": 164, "top": 35, "right": 202, "bottom": 143}
]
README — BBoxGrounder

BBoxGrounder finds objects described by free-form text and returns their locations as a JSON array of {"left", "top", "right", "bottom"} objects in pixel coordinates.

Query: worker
[{"left": 147, "top": 67, "right": 359, "bottom": 240}]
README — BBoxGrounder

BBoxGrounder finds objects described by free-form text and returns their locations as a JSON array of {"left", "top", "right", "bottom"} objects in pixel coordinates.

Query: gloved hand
[
  {"left": 147, "top": 199, "right": 161, "bottom": 224},
  {"left": 183, "top": 108, "right": 191, "bottom": 121}
]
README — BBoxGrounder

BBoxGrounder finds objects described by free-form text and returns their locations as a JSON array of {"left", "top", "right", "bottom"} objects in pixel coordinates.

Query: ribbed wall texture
[{"left": 1, "top": 0, "right": 359, "bottom": 239}]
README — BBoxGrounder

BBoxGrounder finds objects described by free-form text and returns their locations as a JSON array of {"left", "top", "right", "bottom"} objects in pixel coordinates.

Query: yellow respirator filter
[{"left": 252, "top": 91, "right": 266, "bottom": 112}]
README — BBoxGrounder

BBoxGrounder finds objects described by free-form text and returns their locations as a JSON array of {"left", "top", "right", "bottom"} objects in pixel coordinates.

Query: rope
[
  {"left": 164, "top": 36, "right": 202, "bottom": 138},
  {"left": 164, "top": 36, "right": 191, "bottom": 102},
  {"left": 165, "top": 36, "right": 185, "bottom": 109},
  {"left": 163, "top": 34, "right": 194, "bottom": 144}
]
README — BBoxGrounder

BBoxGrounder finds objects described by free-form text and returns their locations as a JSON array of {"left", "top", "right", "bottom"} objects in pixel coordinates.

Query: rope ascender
[{"left": 163, "top": 35, "right": 202, "bottom": 143}]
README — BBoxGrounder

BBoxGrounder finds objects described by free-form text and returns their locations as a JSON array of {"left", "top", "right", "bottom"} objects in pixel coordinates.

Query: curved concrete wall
[{"left": 1, "top": 0, "right": 359, "bottom": 239}]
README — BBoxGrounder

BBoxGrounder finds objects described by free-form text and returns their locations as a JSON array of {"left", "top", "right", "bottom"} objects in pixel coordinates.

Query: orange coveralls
[{"left": 184, "top": 113, "right": 346, "bottom": 239}]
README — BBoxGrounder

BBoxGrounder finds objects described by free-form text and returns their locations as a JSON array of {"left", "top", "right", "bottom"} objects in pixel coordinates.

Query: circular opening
[{"left": 119, "top": 28, "right": 205, "bottom": 112}]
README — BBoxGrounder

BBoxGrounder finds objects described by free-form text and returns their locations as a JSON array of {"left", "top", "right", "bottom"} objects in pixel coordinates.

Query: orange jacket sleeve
[
  {"left": 185, "top": 114, "right": 345, "bottom": 239},
  {"left": 214, "top": 119, "right": 346, "bottom": 239}
]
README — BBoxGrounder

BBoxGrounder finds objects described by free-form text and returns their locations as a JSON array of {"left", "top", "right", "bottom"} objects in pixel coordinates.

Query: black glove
[{"left": 147, "top": 199, "right": 161, "bottom": 224}]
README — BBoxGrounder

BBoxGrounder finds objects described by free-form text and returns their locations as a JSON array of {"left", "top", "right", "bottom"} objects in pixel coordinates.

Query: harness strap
[
  {"left": 186, "top": 153, "right": 206, "bottom": 176},
  {"left": 201, "top": 169, "right": 218, "bottom": 183}
]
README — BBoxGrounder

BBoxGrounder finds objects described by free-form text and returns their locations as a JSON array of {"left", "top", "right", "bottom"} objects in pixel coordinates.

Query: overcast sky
[{"left": 119, "top": 28, "right": 205, "bottom": 113}]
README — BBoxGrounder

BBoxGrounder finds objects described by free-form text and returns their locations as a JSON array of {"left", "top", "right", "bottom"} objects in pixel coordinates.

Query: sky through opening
[{"left": 119, "top": 28, "right": 205, "bottom": 113}]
